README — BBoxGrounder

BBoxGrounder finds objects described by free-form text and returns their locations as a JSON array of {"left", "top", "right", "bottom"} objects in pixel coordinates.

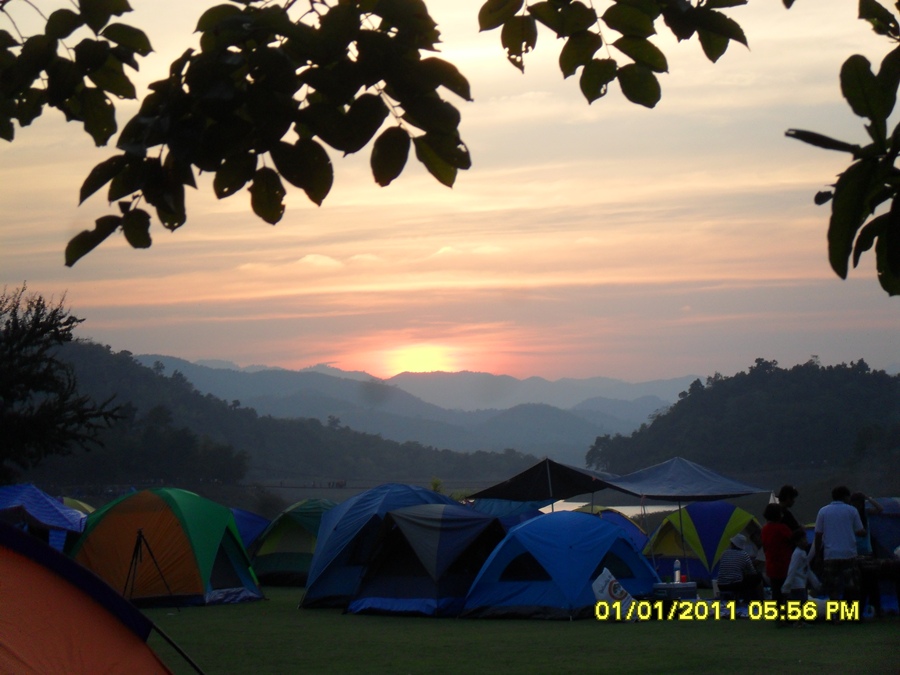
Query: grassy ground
[{"left": 145, "top": 588, "right": 899, "bottom": 675}]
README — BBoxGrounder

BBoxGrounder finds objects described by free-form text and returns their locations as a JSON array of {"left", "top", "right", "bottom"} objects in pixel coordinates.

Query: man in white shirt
[{"left": 814, "top": 485, "right": 866, "bottom": 602}]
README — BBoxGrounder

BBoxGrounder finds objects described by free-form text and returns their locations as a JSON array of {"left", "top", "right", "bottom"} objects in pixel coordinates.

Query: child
[{"left": 782, "top": 530, "right": 821, "bottom": 605}]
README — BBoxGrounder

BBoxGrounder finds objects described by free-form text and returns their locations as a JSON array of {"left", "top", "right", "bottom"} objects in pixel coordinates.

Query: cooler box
[{"left": 652, "top": 582, "right": 698, "bottom": 600}]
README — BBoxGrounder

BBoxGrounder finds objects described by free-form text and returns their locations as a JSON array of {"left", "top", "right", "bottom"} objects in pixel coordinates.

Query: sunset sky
[{"left": 2, "top": 0, "right": 898, "bottom": 382}]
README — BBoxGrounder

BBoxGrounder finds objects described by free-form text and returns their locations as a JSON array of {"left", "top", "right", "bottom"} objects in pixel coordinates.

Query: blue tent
[
  {"left": 230, "top": 507, "right": 271, "bottom": 550},
  {"left": 468, "top": 498, "right": 545, "bottom": 531},
  {"left": 347, "top": 503, "right": 506, "bottom": 617},
  {"left": 601, "top": 457, "right": 767, "bottom": 501},
  {"left": 0, "top": 483, "right": 86, "bottom": 551},
  {"left": 642, "top": 500, "right": 760, "bottom": 585},
  {"left": 302, "top": 484, "right": 458, "bottom": 608},
  {"left": 462, "top": 511, "right": 659, "bottom": 619},
  {"left": 576, "top": 506, "right": 649, "bottom": 552}
]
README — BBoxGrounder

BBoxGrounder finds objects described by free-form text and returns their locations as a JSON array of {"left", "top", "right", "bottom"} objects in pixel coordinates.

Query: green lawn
[{"left": 145, "top": 588, "right": 899, "bottom": 675}]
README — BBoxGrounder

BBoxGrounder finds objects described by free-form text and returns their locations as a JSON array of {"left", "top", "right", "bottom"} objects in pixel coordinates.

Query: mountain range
[{"left": 136, "top": 356, "right": 696, "bottom": 465}]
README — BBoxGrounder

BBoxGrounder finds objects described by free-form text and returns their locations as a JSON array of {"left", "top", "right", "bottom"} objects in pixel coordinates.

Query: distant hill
[{"left": 134, "top": 355, "right": 670, "bottom": 461}]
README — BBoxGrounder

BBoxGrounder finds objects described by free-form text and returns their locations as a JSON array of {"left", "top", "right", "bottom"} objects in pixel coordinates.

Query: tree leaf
[
  {"left": 344, "top": 93, "right": 390, "bottom": 153},
  {"left": 270, "top": 139, "right": 334, "bottom": 205},
  {"left": 100, "top": 23, "right": 153, "bottom": 57},
  {"left": 195, "top": 4, "right": 244, "bottom": 32},
  {"left": 213, "top": 153, "right": 257, "bottom": 199},
  {"left": 784, "top": 129, "right": 862, "bottom": 155},
  {"left": 841, "top": 54, "right": 884, "bottom": 121},
  {"left": 122, "top": 208, "right": 152, "bottom": 248},
  {"left": 612, "top": 36, "right": 667, "bottom": 73},
  {"left": 420, "top": 58, "right": 473, "bottom": 101},
  {"left": 697, "top": 28, "right": 729, "bottom": 63},
  {"left": 559, "top": 2, "right": 597, "bottom": 37},
  {"left": 371, "top": 126, "right": 410, "bottom": 187},
  {"left": 502, "top": 16, "right": 538, "bottom": 72},
  {"left": 559, "top": 31, "right": 603, "bottom": 78},
  {"left": 876, "top": 46, "right": 900, "bottom": 119},
  {"left": 16, "top": 87, "right": 46, "bottom": 127},
  {"left": 88, "top": 55, "right": 137, "bottom": 99},
  {"left": 580, "top": 58, "right": 618, "bottom": 103},
  {"left": 65, "top": 215, "right": 121, "bottom": 266},
  {"left": 478, "top": 0, "right": 524, "bottom": 32},
  {"left": 79, "top": 0, "right": 134, "bottom": 34},
  {"left": 80, "top": 87, "right": 117, "bottom": 146},
  {"left": 528, "top": 2, "right": 562, "bottom": 34},
  {"left": 859, "top": 0, "right": 900, "bottom": 37},
  {"left": 602, "top": 4, "right": 656, "bottom": 39},
  {"left": 690, "top": 8, "right": 747, "bottom": 46},
  {"left": 413, "top": 135, "right": 456, "bottom": 187},
  {"left": 80, "top": 154, "right": 127, "bottom": 203},
  {"left": 874, "top": 219, "right": 900, "bottom": 294},
  {"left": 249, "top": 167, "right": 286, "bottom": 224},
  {"left": 45, "top": 9, "right": 84, "bottom": 40},
  {"left": 704, "top": 0, "right": 748, "bottom": 7},
  {"left": 616, "top": 63, "right": 660, "bottom": 108},
  {"left": 828, "top": 159, "right": 879, "bottom": 278}
]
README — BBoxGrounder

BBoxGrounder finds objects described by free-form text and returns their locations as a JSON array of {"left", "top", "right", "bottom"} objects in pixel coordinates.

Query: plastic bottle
[{"left": 673, "top": 559, "right": 681, "bottom": 584}]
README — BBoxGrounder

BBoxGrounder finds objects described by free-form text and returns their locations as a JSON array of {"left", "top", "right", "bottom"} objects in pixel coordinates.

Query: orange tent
[{"left": 0, "top": 521, "right": 174, "bottom": 673}]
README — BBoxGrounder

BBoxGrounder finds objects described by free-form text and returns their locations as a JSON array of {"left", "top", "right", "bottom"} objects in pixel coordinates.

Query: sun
[{"left": 384, "top": 343, "right": 457, "bottom": 375}]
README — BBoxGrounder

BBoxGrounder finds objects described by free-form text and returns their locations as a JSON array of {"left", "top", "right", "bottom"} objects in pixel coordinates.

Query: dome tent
[
  {"left": 249, "top": 498, "right": 336, "bottom": 585},
  {"left": 462, "top": 511, "right": 659, "bottom": 619},
  {"left": 70, "top": 487, "right": 263, "bottom": 606},
  {"left": 302, "top": 483, "right": 457, "bottom": 608}
]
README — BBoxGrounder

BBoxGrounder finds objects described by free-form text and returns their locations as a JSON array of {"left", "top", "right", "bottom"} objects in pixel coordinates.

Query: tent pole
[
  {"left": 677, "top": 499, "right": 686, "bottom": 581},
  {"left": 546, "top": 460, "right": 554, "bottom": 512}
]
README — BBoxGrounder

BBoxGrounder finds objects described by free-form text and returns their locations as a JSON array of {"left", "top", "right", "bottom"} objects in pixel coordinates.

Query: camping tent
[
  {"left": 643, "top": 500, "right": 760, "bottom": 585},
  {"left": 230, "top": 507, "right": 270, "bottom": 551},
  {"left": 462, "top": 511, "right": 659, "bottom": 619},
  {"left": 302, "top": 484, "right": 458, "bottom": 608},
  {"left": 250, "top": 498, "right": 336, "bottom": 585},
  {"left": 0, "top": 520, "right": 175, "bottom": 673},
  {"left": 467, "top": 458, "right": 615, "bottom": 502},
  {"left": 0, "top": 483, "right": 86, "bottom": 551},
  {"left": 347, "top": 503, "right": 506, "bottom": 617},
  {"left": 870, "top": 497, "right": 900, "bottom": 559},
  {"left": 70, "top": 487, "right": 263, "bottom": 606},
  {"left": 576, "top": 506, "right": 649, "bottom": 552}
]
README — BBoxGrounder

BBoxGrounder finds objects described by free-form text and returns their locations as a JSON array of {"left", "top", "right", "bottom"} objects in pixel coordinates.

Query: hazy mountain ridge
[{"left": 135, "top": 355, "right": 680, "bottom": 462}]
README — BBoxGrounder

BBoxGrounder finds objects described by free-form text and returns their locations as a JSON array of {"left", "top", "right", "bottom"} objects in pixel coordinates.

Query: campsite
[{"left": 3, "top": 461, "right": 899, "bottom": 674}]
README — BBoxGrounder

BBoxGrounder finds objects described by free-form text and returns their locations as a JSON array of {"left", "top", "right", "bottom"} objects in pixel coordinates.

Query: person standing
[
  {"left": 777, "top": 485, "right": 802, "bottom": 535},
  {"left": 814, "top": 485, "right": 866, "bottom": 606},
  {"left": 850, "top": 492, "right": 884, "bottom": 617},
  {"left": 761, "top": 503, "right": 793, "bottom": 610}
]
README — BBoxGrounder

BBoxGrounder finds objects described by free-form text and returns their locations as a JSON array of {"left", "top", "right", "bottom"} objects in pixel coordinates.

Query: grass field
[{"left": 144, "top": 588, "right": 899, "bottom": 674}]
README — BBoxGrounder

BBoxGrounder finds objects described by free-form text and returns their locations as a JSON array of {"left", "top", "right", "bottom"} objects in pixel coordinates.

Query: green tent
[
  {"left": 70, "top": 487, "right": 263, "bottom": 605},
  {"left": 250, "top": 498, "right": 337, "bottom": 585}
]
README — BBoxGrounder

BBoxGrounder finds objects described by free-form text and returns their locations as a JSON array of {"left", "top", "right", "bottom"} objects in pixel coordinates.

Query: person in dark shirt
[
  {"left": 777, "top": 485, "right": 802, "bottom": 535},
  {"left": 718, "top": 534, "right": 764, "bottom": 603}
]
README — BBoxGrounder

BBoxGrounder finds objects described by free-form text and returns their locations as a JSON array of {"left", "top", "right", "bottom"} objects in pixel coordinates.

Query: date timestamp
[{"left": 594, "top": 600, "right": 855, "bottom": 622}]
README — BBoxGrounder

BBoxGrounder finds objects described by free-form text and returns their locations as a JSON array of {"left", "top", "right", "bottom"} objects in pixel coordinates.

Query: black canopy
[{"left": 468, "top": 458, "right": 616, "bottom": 502}]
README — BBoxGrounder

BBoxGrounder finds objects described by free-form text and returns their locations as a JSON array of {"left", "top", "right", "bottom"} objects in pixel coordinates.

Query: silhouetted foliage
[
  {"left": 586, "top": 357, "right": 900, "bottom": 476},
  {"left": 2, "top": 1, "right": 897, "bottom": 291},
  {"left": 0, "top": 285, "right": 119, "bottom": 482}
]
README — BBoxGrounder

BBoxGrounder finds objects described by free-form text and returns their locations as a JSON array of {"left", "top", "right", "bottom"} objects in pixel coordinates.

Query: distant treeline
[
  {"left": 25, "top": 342, "right": 537, "bottom": 489},
  {"left": 586, "top": 358, "right": 900, "bottom": 479}
]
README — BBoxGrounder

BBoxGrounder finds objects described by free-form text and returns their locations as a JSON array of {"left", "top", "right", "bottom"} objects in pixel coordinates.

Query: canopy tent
[
  {"left": 347, "top": 503, "right": 506, "bottom": 617},
  {"left": 467, "top": 458, "right": 616, "bottom": 503},
  {"left": 642, "top": 501, "right": 760, "bottom": 585},
  {"left": 0, "top": 483, "right": 86, "bottom": 551},
  {"left": 601, "top": 457, "right": 767, "bottom": 501},
  {"left": 462, "top": 511, "right": 659, "bottom": 619},
  {"left": 71, "top": 488, "right": 263, "bottom": 606},
  {"left": 467, "top": 498, "right": 545, "bottom": 531},
  {"left": 575, "top": 506, "right": 649, "bottom": 552},
  {"left": 0, "top": 521, "right": 180, "bottom": 673},
  {"left": 249, "top": 498, "right": 337, "bottom": 585},
  {"left": 302, "top": 484, "right": 458, "bottom": 608}
]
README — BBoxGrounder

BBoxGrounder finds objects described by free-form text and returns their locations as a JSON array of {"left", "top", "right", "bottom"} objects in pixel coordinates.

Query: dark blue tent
[
  {"left": 577, "top": 506, "right": 649, "bottom": 552},
  {"left": 468, "top": 498, "right": 545, "bottom": 531},
  {"left": 230, "top": 507, "right": 270, "bottom": 550},
  {"left": 0, "top": 484, "right": 86, "bottom": 551},
  {"left": 462, "top": 511, "right": 659, "bottom": 619},
  {"left": 347, "top": 503, "right": 506, "bottom": 617},
  {"left": 302, "top": 484, "right": 458, "bottom": 608}
]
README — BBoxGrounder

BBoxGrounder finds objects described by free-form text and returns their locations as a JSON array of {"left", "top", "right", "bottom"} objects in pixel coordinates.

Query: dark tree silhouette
[{"left": 0, "top": 285, "right": 120, "bottom": 482}]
